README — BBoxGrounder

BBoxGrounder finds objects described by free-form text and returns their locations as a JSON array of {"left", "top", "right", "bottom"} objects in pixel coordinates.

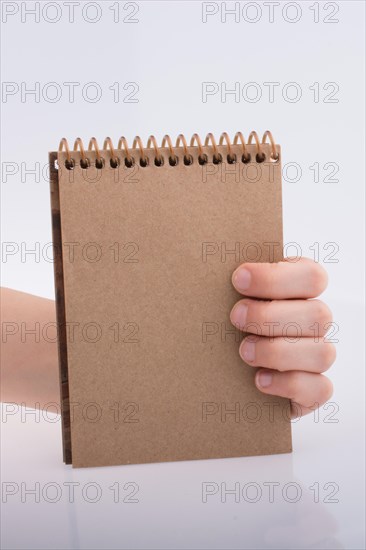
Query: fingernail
[
  {"left": 256, "top": 370, "right": 273, "bottom": 388},
  {"left": 230, "top": 302, "right": 248, "bottom": 330},
  {"left": 240, "top": 339, "right": 255, "bottom": 363},
  {"left": 232, "top": 267, "right": 251, "bottom": 292}
]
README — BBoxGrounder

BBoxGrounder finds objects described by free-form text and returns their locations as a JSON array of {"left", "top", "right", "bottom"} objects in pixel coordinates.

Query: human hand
[{"left": 230, "top": 258, "right": 335, "bottom": 417}]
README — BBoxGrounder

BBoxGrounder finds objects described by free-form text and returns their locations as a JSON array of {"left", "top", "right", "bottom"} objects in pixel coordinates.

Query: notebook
[{"left": 49, "top": 130, "right": 292, "bottom": 468}]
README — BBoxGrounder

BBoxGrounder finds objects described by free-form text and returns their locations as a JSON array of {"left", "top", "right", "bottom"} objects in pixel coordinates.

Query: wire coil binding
[{"left": 58, "top": 131, "right": 279, "bottom": 170}]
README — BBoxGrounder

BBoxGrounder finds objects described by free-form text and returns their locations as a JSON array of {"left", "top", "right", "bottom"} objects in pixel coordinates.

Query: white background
[{"left": 1, "top": 1, "right": 365, "bottom": 548}]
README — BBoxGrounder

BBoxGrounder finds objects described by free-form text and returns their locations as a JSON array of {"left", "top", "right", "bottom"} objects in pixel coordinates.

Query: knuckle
[
  {"left": 266, "top": 263, "right": 278, "bottom": 296},
  {"left": 318, "top": 343, "right": 337, "bottom": 371},
  {"left": 286, "top": 371, "right": 303, "bottom": 397},
  {"left": 308, "top": 262, "right": 328, "bottom": 297},
  {"left": 320, "top": 376, "right": 334, "bottom": 404},
  {"left": 303, "top": 376, "right": 334, "bottom": 410},
  {"left": 312, "top": 299, "right": 333, "bottom": 329}
]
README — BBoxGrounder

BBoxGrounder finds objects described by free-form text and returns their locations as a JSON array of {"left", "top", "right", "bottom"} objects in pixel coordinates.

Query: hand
[{"left": 230, "top": 257, "right": 335, "bottom": 418}]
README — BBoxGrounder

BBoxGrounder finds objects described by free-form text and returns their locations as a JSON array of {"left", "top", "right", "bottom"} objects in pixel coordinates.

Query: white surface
[
  {"left": 1, "top": 309, "right": 365, "bottom": 550},
  {"left": 1, "top": 1, "right": 365, "bottom": 548}
]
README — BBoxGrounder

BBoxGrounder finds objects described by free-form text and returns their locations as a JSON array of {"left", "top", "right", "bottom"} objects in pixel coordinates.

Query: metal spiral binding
[{"left": 58, "top": 131, "right": 279, "bottom": 170}]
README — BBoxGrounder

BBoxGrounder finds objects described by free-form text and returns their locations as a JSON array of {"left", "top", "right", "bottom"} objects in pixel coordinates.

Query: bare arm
[
  {"left": 0, "top": 288, "right": 60, "bottom": 408},
  {"left": 1, "top": 258, "right": 335, "bottom": 418}
]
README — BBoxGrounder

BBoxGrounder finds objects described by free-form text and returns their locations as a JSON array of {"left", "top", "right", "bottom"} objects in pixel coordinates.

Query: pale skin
[
  {"left": 230, "top": 257, "right": 335, "bottom": 417},
  {"left": 1, "top": 257, "right": 335, "bottom": 417}
]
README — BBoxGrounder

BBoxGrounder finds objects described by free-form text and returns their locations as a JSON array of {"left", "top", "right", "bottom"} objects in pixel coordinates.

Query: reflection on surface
[{"left": 1, "top": 407, "right": 349, "bottom": 549}]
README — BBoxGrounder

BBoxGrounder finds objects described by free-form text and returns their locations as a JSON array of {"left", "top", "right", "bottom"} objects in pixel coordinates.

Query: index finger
[{"left": 231, "top": 257, "right": 328, "bottom": 300}]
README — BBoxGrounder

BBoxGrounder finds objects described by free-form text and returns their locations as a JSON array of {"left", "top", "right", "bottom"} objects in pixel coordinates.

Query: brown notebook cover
[{"left": 50, "top": 131, "right": 292, "bottom": 468}]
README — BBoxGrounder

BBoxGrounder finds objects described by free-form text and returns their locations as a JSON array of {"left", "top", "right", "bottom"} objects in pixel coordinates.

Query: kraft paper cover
[{"left": 50, "top": 140, "right": 292, "bottom": 468}]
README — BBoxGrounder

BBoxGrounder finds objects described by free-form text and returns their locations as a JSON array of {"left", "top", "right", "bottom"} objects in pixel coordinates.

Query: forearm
[{"left": 1, "top": 288, "right": 60, "bottom": 408}]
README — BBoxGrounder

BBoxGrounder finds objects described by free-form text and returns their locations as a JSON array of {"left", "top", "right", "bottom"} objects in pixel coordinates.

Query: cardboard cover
[{"left": 49, "top": 139, "right": 292, "bottom": 468}]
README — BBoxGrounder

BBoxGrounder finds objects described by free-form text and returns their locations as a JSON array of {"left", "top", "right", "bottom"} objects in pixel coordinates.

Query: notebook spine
[{"left": 58, "top": 131, "right": 279, "bottom": 170}]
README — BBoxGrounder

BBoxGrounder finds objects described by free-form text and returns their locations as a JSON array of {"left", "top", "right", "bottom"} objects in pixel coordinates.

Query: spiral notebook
[{"left": 50, "top": 131, "right": 292, "bottom": 468}]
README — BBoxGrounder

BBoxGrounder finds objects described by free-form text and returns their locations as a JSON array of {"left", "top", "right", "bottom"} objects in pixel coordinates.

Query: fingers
[
  {"left": 254, "top": 369, "right": 334, "bottom": 417},
  {"left": 230, "top": 298, "right": 332, "bottom": 337},
  {"left": 230, "top": 257, "right": 334, "bottom": 417},
  {"left": 232, "top": 257, "right": 328, "bottom": 300},
  {"left": 240, "top": 336, "right": 336, "bottom": 373}
]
